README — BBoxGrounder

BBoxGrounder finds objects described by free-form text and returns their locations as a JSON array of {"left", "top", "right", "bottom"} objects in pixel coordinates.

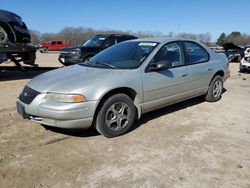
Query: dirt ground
[{"left": 0, "top": 53, "right": 250, "bottom": 188}]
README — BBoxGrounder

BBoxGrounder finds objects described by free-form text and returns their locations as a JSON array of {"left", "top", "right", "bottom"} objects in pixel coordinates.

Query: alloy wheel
[
  {"left": 212, "top": 80, "right": 222, "bottom": 98},
  {"left": 105, "top": 102, "right": 130, "bottom": 131}
]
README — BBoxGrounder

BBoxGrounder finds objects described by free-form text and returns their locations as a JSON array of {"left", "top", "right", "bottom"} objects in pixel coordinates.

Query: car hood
[
  {"left": 222, "top": 43, "right": 243, "bottom": 51},
  {"left": 60, "top": 45, "right": 99, "bottom": 52},
  {"left": 27, "top": 65, "right": 135, "bottom": 94},
  {"left": 60, "top": 46, "right": 82, "bottom": 51}
]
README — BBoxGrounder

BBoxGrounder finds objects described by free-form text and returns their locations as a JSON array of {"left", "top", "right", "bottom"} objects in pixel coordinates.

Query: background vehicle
[
  {"left": 0, "top": 9, "right": 36, "bottom": 70},
  {"left": 244, "top": 47, "right": 250, "bottom": 55},
  {"left": 17, "top": 38, "right": 230, "bottom": 137},
  {"left": 0, "top": 9, "right": 31, "bottom": 44},
  {"left": 222, "top": 43, "right": 244, "bottom": 62},
  {"left": 39, "top": 40, "right": 73, "bottom": 53},
  {"left": 239, "top": 52, "right": 250, "bottom": 72},
  {"left": 210, "top": 46, "right": 225, "bottom": 53},
  {"left": 58, "top": 34, "right": 137, "bottom": 66}
]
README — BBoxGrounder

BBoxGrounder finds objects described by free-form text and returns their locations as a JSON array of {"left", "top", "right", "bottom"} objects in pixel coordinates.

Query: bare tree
[
  {"left": 30, "top": 27, "right": 213, "bottom": 46},
  {"left": 29, "top": 30, "right": 41, "bottom": 44}
]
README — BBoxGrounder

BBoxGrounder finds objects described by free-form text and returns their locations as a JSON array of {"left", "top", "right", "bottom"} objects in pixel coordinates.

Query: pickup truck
[{"left": 39, "top": 40, "right": 73, "bottom": 52}]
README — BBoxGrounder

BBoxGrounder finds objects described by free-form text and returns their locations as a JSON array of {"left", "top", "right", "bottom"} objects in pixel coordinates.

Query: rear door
[
  {"left": 142, "top": 41, "right": 191, "bottom": 112},
  {"left": 183, "top": 41, "right": 213, "bottom": 94}
]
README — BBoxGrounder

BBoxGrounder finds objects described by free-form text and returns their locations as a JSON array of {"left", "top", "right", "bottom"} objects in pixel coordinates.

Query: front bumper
[
  {"left": 16, "top": 94, "right": 98, "bottom": 129},
  {"left": 58, "top": 53, "right": 81, "bottom": 66}
]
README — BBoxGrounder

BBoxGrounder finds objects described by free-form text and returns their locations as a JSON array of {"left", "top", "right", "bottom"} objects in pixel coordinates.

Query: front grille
[{"left": 19, "top": 86, "right": 40, "bottom": 104}]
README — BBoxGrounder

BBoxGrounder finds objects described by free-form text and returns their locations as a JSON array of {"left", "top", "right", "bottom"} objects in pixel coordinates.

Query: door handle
[
  {"left": 207, "top": 68, "right": 213, "bottom": 71},
  {"left": 180, "top": 73, "right": 189, "bottom": 77}
]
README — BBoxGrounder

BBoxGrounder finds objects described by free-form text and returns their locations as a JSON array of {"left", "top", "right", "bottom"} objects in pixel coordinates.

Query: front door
[{"left": 142, "top": 41, "right": 191, "bottom": 112}]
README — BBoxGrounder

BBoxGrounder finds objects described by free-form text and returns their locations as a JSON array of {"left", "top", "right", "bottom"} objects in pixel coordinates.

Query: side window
[
  {"left": 102, "top": 37, "right": 117, "bottom": 48},
  {"left": 51, "top": 41, "right": 56, "bottom": 45},
  {"left": 57, "top": 41, "right": 62, "bottom": 45},
  {"left": 184, "top": 42, "right": 209, "bottom": 64},
  {"left": 153, "top": 42, "right": 184, "bottom": 68}
]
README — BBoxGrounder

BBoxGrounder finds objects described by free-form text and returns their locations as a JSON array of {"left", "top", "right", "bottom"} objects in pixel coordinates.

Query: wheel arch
[
  {"left": 93, "top": 87, "right": 142, "bottom": 124},
  {"left": 207, "top": 70, "right": 224, "bottom": 89},
  {"left": 211, "top": 70, "right": 224, "bottom": 82}
]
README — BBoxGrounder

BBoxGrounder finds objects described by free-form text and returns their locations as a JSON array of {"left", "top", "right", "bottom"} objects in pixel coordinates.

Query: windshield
[
  {"left": 83, "top": 36, "right": 107, "bottom": 47},
  {"left": 80, "top": 41, "right": 157, "bottom": 69}
]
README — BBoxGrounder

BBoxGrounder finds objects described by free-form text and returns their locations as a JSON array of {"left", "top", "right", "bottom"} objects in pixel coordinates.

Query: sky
[{"left": 1, "top": 0, "right": 249, "bottom": 41}]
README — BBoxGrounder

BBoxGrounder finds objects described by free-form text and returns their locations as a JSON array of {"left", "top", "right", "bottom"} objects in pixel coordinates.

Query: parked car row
[
  {"left": 210, "top": 43, "right": 250, "bottom": 72},
  {"left": 210, "top": 43, "right": 245, "bottom": 62}
]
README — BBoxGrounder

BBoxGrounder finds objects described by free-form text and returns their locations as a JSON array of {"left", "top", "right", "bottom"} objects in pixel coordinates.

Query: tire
[
  {"left": 0, "top": 26, "right": 8, "bottom": 44},
  {"left": 43, "top": 47, "right": 48, "bottom": 53},
  {"left": 239, "top": 64, "right": 245, "bottom": 73},
  {"left": 205, "top": 75, "right": 223, "bottom": 102},
  {"left": 237, "top": 56, "right": 242, "bottom": 63},
  {"left": 94, "top": 94, "right": 136, "bottom": 138}
]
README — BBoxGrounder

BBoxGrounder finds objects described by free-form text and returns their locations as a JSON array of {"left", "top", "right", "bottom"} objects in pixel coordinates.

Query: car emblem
[{"left": 24, "top": 92, "right": 28, "bottom": 97}]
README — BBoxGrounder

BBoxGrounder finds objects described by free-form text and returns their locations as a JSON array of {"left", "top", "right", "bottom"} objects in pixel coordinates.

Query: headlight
[
  {"left": 70, "top": 48, "right": 81, "bottom": 56},
  {"left": 45, "top": 93, "right": 86, "bottom": 103},
  {"left": 15, "top": 16, "right": 23, "bottom": 25}
]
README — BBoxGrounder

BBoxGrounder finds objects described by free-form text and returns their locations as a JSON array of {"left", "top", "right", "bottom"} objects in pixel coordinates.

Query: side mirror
[{"left": 149, "top": 60, "right": 171, "bottom": 71}]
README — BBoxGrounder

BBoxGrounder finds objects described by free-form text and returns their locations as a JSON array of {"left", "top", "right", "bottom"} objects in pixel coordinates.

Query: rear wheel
[
  {"left": 205, "top": 75, "right": 223, "bottom": 102},
  {"left": 0, "top": 26, "right": 8, "bottom": 44},
  {"left": 94, "top": 94, "right": 136, "bottom": 138}
]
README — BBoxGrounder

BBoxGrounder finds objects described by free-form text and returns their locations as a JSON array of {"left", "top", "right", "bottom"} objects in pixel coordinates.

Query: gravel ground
[{"left": 0, "top": 53, "right": 250, "bottom": 188}]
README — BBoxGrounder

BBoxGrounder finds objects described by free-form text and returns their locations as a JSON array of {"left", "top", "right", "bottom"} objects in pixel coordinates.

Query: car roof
[
  {"left": 130, "top": 37, "right": 197, "bottom": 44},
  {"left": 95, "top": 34, "right": 136, "bottom": 38}
]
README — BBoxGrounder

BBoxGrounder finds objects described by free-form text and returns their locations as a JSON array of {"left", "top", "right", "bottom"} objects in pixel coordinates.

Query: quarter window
[
  {"left": 153, "top": 42, "right": 184, "bottom": 68},
  {"left": 184, "top": 42, "right": 209, "bottom": 64}
]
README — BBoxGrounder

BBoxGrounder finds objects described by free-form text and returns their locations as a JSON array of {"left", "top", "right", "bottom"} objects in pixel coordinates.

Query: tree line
[
  {"left": 30, "top": 27, "right": 212, "bottom": 46},
  {"left": 216, "top": 32, "right": 250, "bottom": 46}
]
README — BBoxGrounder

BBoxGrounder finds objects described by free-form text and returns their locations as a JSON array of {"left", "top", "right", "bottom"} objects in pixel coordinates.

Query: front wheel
[
  {"left": 205, "top": 75, "right": 223, "bottom": 102},
  {"left": 239, "top": 64, "right": 245, "bottom": 73},
  {"left": 94, "top": 94, "right": 136, "bottom": 138},
  {"left": 0, "top": 26, "right": 8, "bottom": 44}
]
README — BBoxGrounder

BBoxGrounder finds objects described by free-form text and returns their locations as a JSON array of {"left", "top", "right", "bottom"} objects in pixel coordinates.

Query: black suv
[
  {"left": 58, "top": 34, "right": 137, "bottom": 66},
  {"left": 0, "top": 9, "right": 31, "bottom": 44}
]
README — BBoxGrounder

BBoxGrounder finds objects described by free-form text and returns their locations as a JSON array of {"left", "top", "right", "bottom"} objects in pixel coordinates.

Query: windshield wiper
[{"left": 90, "top": 61, "right": 116, "bottom": 69}]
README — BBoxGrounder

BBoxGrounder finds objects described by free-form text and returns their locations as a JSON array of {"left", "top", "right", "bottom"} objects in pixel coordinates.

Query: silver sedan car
[{"left": 17, "top": 38, "right": 230, "bottom": 137}]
